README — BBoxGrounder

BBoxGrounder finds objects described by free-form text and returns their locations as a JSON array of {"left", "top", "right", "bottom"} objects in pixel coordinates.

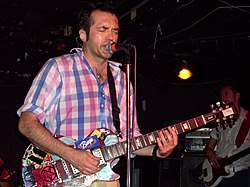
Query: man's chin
[{"left": 104, "top": 52, "right": 113, "bottom": 59}]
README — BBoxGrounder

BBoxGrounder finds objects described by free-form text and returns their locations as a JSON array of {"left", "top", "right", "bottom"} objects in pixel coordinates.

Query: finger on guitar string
[
  {"left": 157, "top": 130, "right": 174, "bottom": 149},
  {"left": 67, "top": 149, "right": 102, "bottom": 175},
  {"left": 167, "top": 127, "right": 178, "bottom": 146}
]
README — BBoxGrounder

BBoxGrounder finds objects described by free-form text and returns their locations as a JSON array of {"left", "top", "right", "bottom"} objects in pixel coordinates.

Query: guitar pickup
[{"left": 91, "top": 148, "right": 106, "bottom": 167}]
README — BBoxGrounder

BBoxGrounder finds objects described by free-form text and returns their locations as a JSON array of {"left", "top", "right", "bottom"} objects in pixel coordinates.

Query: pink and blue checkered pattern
[{"left": 17, "top": 49, "right": 141, "bottom": 140}]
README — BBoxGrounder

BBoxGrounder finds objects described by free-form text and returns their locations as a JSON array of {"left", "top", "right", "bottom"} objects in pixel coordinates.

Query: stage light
[
  {"left": 56, "top": 40, "right": 67, "bottom": 52},
  {"left": 178, "top": 60, "right": 192, "bottom": 80},
  {"left": 178, "top": 68, "right": 192, "bottom": 79}
]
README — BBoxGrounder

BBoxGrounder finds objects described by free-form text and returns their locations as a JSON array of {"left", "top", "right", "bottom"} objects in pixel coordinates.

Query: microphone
[{"left": 106, "top": 42, "right": 132, "bottom": 53}]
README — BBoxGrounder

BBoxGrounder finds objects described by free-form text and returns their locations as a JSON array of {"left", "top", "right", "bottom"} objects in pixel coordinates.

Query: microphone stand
[{"left": 124, "top": 48, "right": 133, "bottom": 187}]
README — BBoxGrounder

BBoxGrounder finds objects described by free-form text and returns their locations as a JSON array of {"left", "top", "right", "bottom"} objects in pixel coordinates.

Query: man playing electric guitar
[
  {"left": 203, "top": 83, "right": 250, "bottom": 187},
  {"left": 17, "top": 2, "right": 178, "bottom": 187}
]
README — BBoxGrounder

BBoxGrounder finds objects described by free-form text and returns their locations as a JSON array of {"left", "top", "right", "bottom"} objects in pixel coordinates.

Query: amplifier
[{"left": 185, "top": 128, "right": 212, "bottom": 152}]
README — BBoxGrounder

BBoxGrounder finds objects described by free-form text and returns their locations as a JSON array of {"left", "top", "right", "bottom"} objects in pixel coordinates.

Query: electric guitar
[
  {"left": 21, "top": 103, "right": 237, "bottom": 187},
  {"left": 202, "top": 146, "right": 250, "bottom": 187}
]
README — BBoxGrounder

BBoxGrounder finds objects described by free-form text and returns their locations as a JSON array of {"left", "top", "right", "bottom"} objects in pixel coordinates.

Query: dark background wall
[{"left": 0, "top": 83, "right": 30, "bottom": 186}]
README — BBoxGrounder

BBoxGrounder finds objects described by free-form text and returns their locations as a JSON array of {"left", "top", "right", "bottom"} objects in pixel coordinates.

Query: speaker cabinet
[
  {"left": 181, "top": 153, "right": 205, "bottom": 187},
  {"left": 158, "top": 158, "right": 182, "bottom": 187}
]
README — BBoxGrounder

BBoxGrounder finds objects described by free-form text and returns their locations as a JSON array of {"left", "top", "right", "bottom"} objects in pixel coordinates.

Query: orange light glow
[{"left": 178, "top": 68, "right": 192, "bottom": 80}]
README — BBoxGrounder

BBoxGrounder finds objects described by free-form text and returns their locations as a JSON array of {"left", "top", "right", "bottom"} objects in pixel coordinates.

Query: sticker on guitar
[{"left": 21, "top": 103, "right": 238, "bottom": 187}]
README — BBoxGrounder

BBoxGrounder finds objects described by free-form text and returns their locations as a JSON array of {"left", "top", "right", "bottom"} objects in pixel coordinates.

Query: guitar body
[
  {"left": 202, "top": 155, "right": 233, "bottom": 187},
  {"left": 202, "top": 145, "right": 250, "bottom": 187},
  {"left": 21, "top": 128, "right": 120, "bottom": 187}
]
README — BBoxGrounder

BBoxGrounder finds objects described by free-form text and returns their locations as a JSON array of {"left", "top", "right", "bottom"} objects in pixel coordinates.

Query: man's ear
[{"left": 79, "top": 29, "right": 87, "bottom": 42}]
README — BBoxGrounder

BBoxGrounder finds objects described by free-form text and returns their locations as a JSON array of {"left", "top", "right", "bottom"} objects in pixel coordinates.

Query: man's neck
[
  {"left": 83, "top": 51, "right": 108, "bottom": 83},
  {"left": 235, "top": 103, "right": 241, "bottom": 115}
]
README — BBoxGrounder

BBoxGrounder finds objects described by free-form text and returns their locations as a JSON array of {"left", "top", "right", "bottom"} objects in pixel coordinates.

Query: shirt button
[{"left": 101, "top": 103, "right": 104, "bottom": 108}]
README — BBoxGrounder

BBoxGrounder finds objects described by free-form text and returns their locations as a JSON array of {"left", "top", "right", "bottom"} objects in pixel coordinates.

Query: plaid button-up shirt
[{"left": 17, "top": 48, "right": 141, "bottom": 141}]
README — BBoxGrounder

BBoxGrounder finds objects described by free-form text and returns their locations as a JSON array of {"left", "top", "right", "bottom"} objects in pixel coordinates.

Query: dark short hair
[
  {"left": 220, "top": 81, "right": 241, "bottom": 95},
  {"left": 78, "top": 2, "right": 119, "bottom": 39}
]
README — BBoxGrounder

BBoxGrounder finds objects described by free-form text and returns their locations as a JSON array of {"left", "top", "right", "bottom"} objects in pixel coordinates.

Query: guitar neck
[
  {"left": 101, "top": 112, "right": 216, "bottom": 162},
  {"left": 223, "top": 147, "right": 250, "bottom": 166}
]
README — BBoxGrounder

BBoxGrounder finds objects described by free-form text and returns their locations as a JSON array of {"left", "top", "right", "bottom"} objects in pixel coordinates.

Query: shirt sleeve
[{"left": 17, "top": 58, "right": 62, "bottom": 125}]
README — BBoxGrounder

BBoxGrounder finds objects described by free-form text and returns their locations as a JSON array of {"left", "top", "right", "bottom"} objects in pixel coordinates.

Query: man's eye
[
  {"left": 99, "top": 26, "right": 108, "bottom": 31},
  {"left": 113, "top": 30, "right": 119, "bottom": 35},
  {"left": 99, "top": 28, "right": 106, "bottom": 32}
]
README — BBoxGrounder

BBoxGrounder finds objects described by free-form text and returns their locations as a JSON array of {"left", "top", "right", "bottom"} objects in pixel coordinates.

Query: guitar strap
[
  {"left": 235, "top": 112, "right": 250, "bottom": 148},
  {"left": 107, "top": 64, "right": 122, "bottom": 137}
]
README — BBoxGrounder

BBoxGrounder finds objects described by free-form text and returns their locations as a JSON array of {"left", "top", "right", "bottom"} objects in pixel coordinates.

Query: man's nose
[{"left": 107, "top": 30, "right": 116, "bottom": 41}]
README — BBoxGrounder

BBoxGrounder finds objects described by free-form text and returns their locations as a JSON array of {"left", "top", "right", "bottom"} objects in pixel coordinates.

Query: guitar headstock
[{"left": 206, "top": 102, "right": 238, "bottom": 129}]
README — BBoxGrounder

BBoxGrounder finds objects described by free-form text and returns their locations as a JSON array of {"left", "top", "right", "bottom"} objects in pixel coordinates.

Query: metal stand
[
  {"left": 112, "top": 43, "right": 134, "bottom": 187},
  {"left": 124, "top": 48, "right": 133, "bottom": 187},
  {"left": 125, "top": 62, "right": 132, "bottom": 187}
]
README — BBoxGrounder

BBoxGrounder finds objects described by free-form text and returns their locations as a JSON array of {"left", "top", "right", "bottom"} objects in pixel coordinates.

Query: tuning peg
[
  {"left": 210, "top": 104, "right": 214, "bottom": 109},
  {"left": 216, "top": 102, "right": 221, "bottom": 107}
]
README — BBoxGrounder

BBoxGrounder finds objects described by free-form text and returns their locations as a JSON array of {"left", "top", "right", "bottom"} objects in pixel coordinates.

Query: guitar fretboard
[{"left": 101, "top": 114, "right": 210, "bottom": 162}]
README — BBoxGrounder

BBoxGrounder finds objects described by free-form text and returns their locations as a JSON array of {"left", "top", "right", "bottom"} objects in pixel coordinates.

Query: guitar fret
[
  {"left": 188, "top": 118, "right": 198, "bottom": 129},
  {"left": 132, "top": 139, "right": 137, "bottom": 150},
  {"left": 157, "top": 130, "right": 164, "bottom": 141},
  {"left": 196, "top": 116, "right": 205, "bottom": 127},
  {"left": 186, "top": 121, "right": 192, "bottom": 130},
  {"left": 134, "top": 136, "right": 143, "bottom": 149},
  {"left": 124, "top": 141, "right": 135, "bottom": 153},
  {"left": 105, "top": 146, "right": 113, "bottom": 160},
  {"left": 133, "top": 137, "right": 138, "bottom": 150},
  {"left": 139, "top": 136, "right": 146, "bottom": 147},
  {"left": 180, "top": 121, "right": 191, "bottom": 132},
  {"left": 148, "top": 132, "right": 157, "bottom": 144},
  {"left": 102, "top": 147, "right": 111, "bottom": 161},
  {"left": 121, "top": 142, "right": 127, "bottom": 154},
  {"left": 144, "top": 134, "right": 150, "bottom": 145},
  {"left": 123, "top": 142, "right": 127, "bottom": 153},
  {"left": 170, "top": 126, "right": 178, "bottom": 134},
  {"left": 175, "top": 123, "right": 183, "bottom": 134},
  {"left": 101, "top": 147, "right": 109, "bottom": 161},
  {"left": 153, "top": 131, "right": 159, "bottom": 142},
  {"left": 116, "top": 143, "right": 125, "bottom": 156},
  {"left": 111, "top": 144, "right": 119, "bottom": 158}
]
